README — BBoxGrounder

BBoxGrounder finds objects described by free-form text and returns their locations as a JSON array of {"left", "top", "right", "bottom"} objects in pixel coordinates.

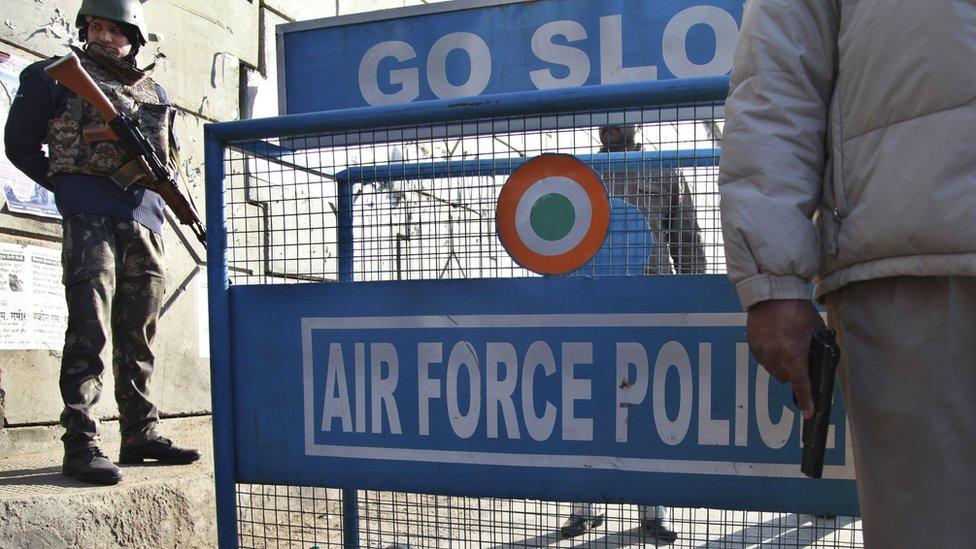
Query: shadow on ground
[
  {"left": 0, "top": 465, "right": 100, "bottom": 489},
  {"left": 487, "top": 514, "right": 857, "bottom": 548}
]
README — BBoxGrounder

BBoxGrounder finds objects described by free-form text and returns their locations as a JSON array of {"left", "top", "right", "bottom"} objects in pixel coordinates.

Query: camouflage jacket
[{"left": 46, "top": 48, "right": 170, "bottom": 185}]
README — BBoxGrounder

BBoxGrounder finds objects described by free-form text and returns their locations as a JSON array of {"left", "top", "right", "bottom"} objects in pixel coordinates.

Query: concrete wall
[{"left": 0, "top": 0, "right": 443, "bottom": 450}]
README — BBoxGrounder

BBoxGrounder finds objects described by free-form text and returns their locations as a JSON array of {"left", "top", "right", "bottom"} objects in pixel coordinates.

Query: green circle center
[{"left": 530, "top": 193, "right": 576, "bottom": 241}]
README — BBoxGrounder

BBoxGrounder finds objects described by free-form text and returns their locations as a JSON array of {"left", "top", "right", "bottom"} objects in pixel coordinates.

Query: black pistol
[{"left": 801, "top": 329, "right": 841, "bottom": 478}]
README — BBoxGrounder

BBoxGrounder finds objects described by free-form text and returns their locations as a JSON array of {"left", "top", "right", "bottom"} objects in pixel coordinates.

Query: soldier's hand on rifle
[{"left": 746, "top": 299, "right": 825, "bottom": 420}]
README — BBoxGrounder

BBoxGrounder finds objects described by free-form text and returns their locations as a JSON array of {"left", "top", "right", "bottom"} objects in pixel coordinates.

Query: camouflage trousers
[{"left": 60, "top": 214, "right": 166, "bottom": 453}]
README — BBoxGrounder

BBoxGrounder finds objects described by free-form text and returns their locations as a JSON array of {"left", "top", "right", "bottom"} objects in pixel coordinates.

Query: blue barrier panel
[
  {"left": 278, "top": 0, "right": 744, "bottom": 113},
  {"left": 226, "top": 275, "right": 858, "bottom": 516}
]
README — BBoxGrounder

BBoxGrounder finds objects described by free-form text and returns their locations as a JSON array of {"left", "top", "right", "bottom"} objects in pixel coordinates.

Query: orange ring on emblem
[{"left": 496, "top": 154, "right": 610, "bottom": 275}]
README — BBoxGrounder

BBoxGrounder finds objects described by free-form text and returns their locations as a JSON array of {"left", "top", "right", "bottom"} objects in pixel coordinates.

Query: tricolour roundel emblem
[{"left": 496, "top": 153, "right": 610, "bottom": 275}]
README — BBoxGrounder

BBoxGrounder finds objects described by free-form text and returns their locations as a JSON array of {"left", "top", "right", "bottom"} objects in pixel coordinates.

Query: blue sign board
[
  {"left": 277, "top": 0, "right": 744, "bottom": 114},
  {"left": 229, "top": 276, "right": 858, "bottom": 515}
]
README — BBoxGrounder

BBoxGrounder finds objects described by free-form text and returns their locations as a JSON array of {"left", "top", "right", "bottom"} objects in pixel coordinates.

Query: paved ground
[
  {"left": 0, "top": 417, "right": 217, "bottom": 548},
  {"left": 0, "top": 418, "right": 863, "bottom": 548},
  {"left": 232, "top": 485, "right": 863, "bottom": 548}
]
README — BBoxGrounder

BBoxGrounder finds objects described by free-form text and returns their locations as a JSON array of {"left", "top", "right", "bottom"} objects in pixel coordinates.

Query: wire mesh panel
[
  {"left": 223, "top": 104, "right": 725, "bottom": 286},
  {"left": 215, "top": 90, "right": 862, "bottom": 548},
  {"left": 235, "top": 485, "right": 862, "bottom": 548}
]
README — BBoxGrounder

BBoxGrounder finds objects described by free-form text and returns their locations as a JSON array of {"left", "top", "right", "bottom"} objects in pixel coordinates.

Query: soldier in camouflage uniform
[{"left": 3, "top": 0, "right": 199, "bottom": 485}]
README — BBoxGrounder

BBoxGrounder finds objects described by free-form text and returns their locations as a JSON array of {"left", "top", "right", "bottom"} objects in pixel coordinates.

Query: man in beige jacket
[{"left": 719, "top": 0, "right": 975, "bottom": 546}]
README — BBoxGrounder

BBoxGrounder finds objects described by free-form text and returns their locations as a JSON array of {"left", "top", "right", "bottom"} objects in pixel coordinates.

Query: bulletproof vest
[{"left": 46, "top": 50, "right": 170, "bottom": 185}]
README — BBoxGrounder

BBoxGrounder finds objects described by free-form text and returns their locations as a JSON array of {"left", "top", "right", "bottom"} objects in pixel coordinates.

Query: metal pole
[
  {"left": 208, "top": 76, "right": 731, "bottom": 143},
  {"left": 204, "top": 130, "right": 238, "bottom": 548},
  {"left": 342, "top": 490, "right": 361, "bottom": 548},
  {"left": 337, "top": 180, "right": 355, "bottom": 284},
  {"left": 336, "top": 178, "right": 360, "bottom": 547}
]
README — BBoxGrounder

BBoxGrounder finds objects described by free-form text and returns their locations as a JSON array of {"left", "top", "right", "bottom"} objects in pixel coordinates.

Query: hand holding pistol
[{"left": 801, "top": 329, "right": 841, "bottom": 478}]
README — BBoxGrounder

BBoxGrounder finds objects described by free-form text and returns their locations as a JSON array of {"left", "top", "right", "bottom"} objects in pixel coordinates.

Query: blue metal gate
[{"left": 204, "top": 77, "right": 862, "bottom": 548}]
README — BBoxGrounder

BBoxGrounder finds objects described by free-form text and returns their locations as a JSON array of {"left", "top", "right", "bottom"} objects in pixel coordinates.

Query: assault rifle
[
  {"left": 800, "top": 329, "right": 841, "bottom": 478},
  {"left": 44, "top": 52, "right": 206, "bottom": 247}
]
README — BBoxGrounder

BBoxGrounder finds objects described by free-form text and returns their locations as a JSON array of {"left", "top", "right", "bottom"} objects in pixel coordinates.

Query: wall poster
[{"left": 0, "top": 50, "right": 60, "bottom": 219}]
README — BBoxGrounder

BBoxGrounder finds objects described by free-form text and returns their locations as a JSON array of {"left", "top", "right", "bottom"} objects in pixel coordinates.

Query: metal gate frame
[{"left": 199, "top": 75, "right": 835, "bottom": 548}]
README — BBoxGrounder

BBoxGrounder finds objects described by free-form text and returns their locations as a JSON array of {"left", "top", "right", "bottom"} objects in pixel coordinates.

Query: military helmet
[{"left": 76, "top": 0, "right": 148, "bottom": 47}]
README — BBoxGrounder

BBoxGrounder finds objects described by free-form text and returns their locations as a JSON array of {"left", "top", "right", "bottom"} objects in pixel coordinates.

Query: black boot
[
  {"left": 63, "top": 446, "right": 123, "bottom": 485},
  {"left": 119, "top": 435, "right": 201, "bottom": 465},
  {"left": 560, "top": 513, "right": 605, "bottom": 538},
  {"left": 642, "top": 518, "right": 678, "bottom": 544}
]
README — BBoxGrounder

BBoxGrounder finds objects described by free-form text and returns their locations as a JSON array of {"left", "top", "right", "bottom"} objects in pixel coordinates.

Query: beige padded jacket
[{"left": 719, "top": 0, "right": 976, "bottom": 309}]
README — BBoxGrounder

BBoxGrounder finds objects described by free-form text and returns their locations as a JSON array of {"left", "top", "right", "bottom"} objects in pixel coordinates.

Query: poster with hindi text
[{"left": 0, "top": 242, "right": 67, "bottom": 350}]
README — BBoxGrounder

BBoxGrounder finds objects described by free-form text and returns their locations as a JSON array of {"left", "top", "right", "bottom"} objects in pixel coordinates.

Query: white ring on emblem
[{"left": 514, "top": 176, "right": 593, "bottom": 257}]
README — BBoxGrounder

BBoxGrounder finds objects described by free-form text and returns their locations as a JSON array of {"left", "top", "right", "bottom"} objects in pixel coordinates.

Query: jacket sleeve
[
  {"left": 718, "top": 0, "right": 839, "bottom": 309},
  {"left": 4, "top": 61, "right": 58, "bottom": 192}
]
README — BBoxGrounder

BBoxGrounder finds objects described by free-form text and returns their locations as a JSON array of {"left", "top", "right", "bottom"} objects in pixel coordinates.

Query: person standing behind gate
[
  {"left": 719, "top": 1, "right": 976, "bottom": 547},
  {"left": 4, "top": 0, "right": 200, "bottom": 485},
  {"left": 555, "top": 123, "right": 706, "bottom": 542},
  {"left": 599, "top": 124, "right": 706, "bottom": 275}
]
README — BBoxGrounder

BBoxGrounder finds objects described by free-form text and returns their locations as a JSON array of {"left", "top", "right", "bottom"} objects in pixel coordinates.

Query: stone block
[
  {"left": 0, "top": 212, "right": 61, "bottom": 241},
  {"left": 0, "top": 0, "right": 249, "bottom": 428},
  {"left": 0, "top": 415, "right": 212, "bottom": 456},
  {"left": 336, "top": 0, "right": 451, "bottom": 16},
  {"left": 0, "top": 112, "right": 213, "bottom": 424},
  {"left": 0, "top": 287, "right": 211, "bottom": 426},
  {"left": 153, "top": 258, "right": 211, "bottom": 417},
  {"left": 145, "top": 1, "right": 258, "bottom": 66},
  {"left": 1, "top": 0, "right": 254, "bottom": 122},
  {"left": 263, "top": 0, "right": 337, "bottom": 22},
  {"left": 0, "top": 417, "right": 216, "bottom": 547},
  {"left": 0, "top": 0, "right": 84, "bottom": 59},
  {"left": 145, "top": 0, "right": 258, "bottom": 122},
  {"left": 243, "top": 8, "right": 289, "bottom": 118},
  {"left": 0, "top": 234, "right": 67, "bottom": 426},
  {"left": 1, "top": 349, "right": 63, "bottom": 425},
  {"left": 148, "top": 109, "right": 211, "bottom": 418}
]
